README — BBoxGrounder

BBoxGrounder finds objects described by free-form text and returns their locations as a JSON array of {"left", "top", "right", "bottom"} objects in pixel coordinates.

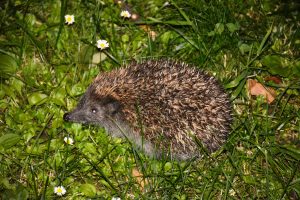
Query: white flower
[
  {"left": 96, "top": 39, "right": 109, "bottom": 50},
  {"left": 64, "top": 137, "right": 74, "bottom": 145},
  {"left": 65, "top": 15, "right": 75, "bottom": 25},
  {"left": 112, "top": 197, "right": 121, "bottom": 200},
  {"left": 229, "top": 189, "right": 236, "bottom": 196},
  {"left": 163, "top": 2, "right": 170, "bottom": 7},
  {"left": 54, "top": 186, "right": 66, "bottom": 196},
  {"left": 120, "top": 10, "right": 131, "bottom": 18}
]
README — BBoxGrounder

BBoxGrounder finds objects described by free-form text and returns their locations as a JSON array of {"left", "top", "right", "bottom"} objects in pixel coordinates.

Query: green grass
[{"left": 0, "top": 0, "right": 299, "bottom": 199}]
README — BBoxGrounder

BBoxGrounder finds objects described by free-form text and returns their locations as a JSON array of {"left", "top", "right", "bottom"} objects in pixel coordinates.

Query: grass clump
[{"left": 0, "top": 0, "right": 299, "bottom": 199}]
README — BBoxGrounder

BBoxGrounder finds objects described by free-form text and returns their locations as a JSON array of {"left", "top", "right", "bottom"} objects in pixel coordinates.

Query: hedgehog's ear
[
  {"left": 102, "top": 95, "right": 118, "bottom": 105},
  {"left": 103, "top": 96, "right": 121, "bottom": 115}
]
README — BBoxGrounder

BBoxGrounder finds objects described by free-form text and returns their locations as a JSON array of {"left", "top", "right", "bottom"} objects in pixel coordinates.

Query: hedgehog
[{"left": 63, "top": 60, "right": 232, "bottom": 160}]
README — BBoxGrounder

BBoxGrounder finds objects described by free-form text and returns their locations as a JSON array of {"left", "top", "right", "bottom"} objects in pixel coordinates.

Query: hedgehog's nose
[{"left": 63, "top": 113, "right": 71, "bottom": 121}]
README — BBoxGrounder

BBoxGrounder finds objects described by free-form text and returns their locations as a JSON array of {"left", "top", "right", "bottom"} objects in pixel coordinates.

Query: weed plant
[{"left": 0, "top": 0, "right": 299, "bottom": 199}]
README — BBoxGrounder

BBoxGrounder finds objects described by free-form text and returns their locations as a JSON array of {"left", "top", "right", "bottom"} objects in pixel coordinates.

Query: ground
[{"left": 0, "top": 0, "right": 299, "bottom": 199}]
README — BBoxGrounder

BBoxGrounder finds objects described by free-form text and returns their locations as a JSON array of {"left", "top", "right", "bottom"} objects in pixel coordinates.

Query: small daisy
[
  {"left": 229, "top": 189, "right": 236, "bottom": 196},
  {"left": 65, "top": 15, "right": 75, "bottom": 25},
  {"left": 112, "top": 197, "right": 121, "bottom": 200},
  {"left": 64, "top": 137, "right": 74, "bottom": 145},
  {"left": 54, "top": 186, "right": 66, "bottom": 196},
  {"left": 96, "top": 39, "right": 109, "bottom": 50},
  {"left": 120, "top": 10, "right": 131, "bottom": 18},
  {"left": 163, "top": 2, "right": 170, "bottom": 7}
]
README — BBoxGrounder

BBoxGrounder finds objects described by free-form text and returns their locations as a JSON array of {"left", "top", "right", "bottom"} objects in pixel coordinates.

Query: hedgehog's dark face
[{"left": 63, "top": 89, "right": 122, "bottom": 127}]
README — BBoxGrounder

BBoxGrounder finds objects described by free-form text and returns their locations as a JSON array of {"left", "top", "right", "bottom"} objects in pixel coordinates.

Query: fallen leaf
[
  {"left": 139, "top": 25, "right": 151, "bottom": 32},
  {"left": 139, "top": 25, "right": 157, "bottom": 40},
  {"left": 247, "top": 79, "right": 276, "bottom": 104},
  {"left": 264, "top": 76, "right": 282, "bottom": 84},
  {"left": 132, "top": 167, "right": 147, "bottom": 191}
]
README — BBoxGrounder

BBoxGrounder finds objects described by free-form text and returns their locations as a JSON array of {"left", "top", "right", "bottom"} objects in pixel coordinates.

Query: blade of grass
[
  {"left": 55, "top": 0, "right": 67, "bottom": 47},
  {"left": 136, "top": 18, "right": 192, "bottom": 26},
  {"left": 81, "top": 153, "right": 118, "bottom": 192},
  {"left": 16, "top": 21, "right": 47, "bottom": 63},
  {"left": 257, "top": 24, "right": 273, "bottom": 56},
  {"left": 170, "top": 0, "right": 196, "bottom": 31},
  {"left": 280, "top": 160, "right": 299, "bottom": 200},
  {"left": 29, "top": 165, "right": 39, "bottom": 199}
]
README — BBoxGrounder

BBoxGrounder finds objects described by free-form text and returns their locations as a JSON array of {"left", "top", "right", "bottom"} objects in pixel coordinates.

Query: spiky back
[{"left": 91, "top": 60, "right": 232, "bottom": 159}]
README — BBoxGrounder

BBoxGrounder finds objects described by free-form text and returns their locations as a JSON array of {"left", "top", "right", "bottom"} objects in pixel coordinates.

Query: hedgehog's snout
[{"left": 63, "top": 113, "right": 71, "bottom": 121}]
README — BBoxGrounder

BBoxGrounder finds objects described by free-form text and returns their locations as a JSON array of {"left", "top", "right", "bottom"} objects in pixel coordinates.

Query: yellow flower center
[{"left": 57, "top": 188, "right": 63, "bottom": 193}]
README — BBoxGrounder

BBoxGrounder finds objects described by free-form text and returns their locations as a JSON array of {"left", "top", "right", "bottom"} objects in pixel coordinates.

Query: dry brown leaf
[
  {"left": 264, "top": 76, "right": 282, "bottom": 84},
  {"left": 132, "top": 167, "right": 147, "bottom": 191},
  {"left": 139, "top": 25, "right": 157, "bottom": 40},
  {"left": 247, "top": 79, "right": 276, "bottom": 104},
  {"left": 139, "top": 25, "right": 152, "bottom": 33}
]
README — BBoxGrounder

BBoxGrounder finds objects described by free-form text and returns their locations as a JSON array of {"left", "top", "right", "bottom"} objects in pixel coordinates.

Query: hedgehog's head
[{"left": 63, "top": 86, "right": 122, "bottom": 126}]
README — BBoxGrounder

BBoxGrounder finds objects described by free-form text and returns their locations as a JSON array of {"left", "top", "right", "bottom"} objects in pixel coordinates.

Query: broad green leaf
[
  {"left": 71, "top": 123, "right": 83, "bottom": 135},
  {"left": 231, "top": 78, "right": 246, "bottom": 100},
  {"left": 242, "top": 175, "right": 256, "bottom": 184},
  {"left": 47, "top": 155, "right": 62, "bottom": 169},
  {"left": 99, "top": 180, "right": 111, "bottom": 188},
  {"left": 261, "top": 55, "right": 291, "bottom": 77},
  {"left": 160, "top": 31, "right": 175, "bottom": 44},
  {"left": 0, "top": 134, "right": 21, "bottom": 149},
  {"left": 226, "top": 23, "right": 239, "bottom": 33},
  {"left": 79, "top": 183, "right": 96, "bottom": 197},
  {"left": 292, "top": 60, "right": 300, "bottom": 77},
  {"left": 24, "top": 13, "right": 36, "bottom": 27},
  {"left": 14, "top": 111, "right": 33, "bottom": 123},
  {"left": 0, "top": 84, "right": 5, "bottom": 99},
  {"left": 225, "top": 71, "right": 248, "bottom": 89},
  {"left": 51, "top": 88, "right": 66, "bottom": 106},
  {"left": 26, "top": 144, "right": 47, "bottom": 154},
  {"left": 69, "top": 83, "right": 85, "bottom": 96},
  {"left": 24, "top": 128, "right": 36, "bottom": 142},
  {"left": 16, "top": 184, "right": 29, "bottom": 200},
  {"left": 164, "top": 162, "right": 172, "bottom": 171},
  {"left": 207, "top": 31, "right": 215, "bottom": 37},
  {"left": 0, "top": 177, "right": 13, "bottom": 189},
  {"left": 215, "top": 23, "right": 224, "bottom": 35},
  {"left": 0, "top": 54, "right": 18, "bottom": 79},
  {"left": 82, "top": 143, "right": 97, "bottom": 155},
  {"left": 239, "top": 43, "right": 251, "bottom": 55},
  {"left": 51, "top": 117, "right": 63, "bottom": 129},
  {"left": 11, "top": 78, "right": 24, "bottom": 95},
  {"left": 27, "top": 92, "right": 48, "bottom": 105},
  {"left": 121, "top": 34, "right": 130, "bottom": 43}
]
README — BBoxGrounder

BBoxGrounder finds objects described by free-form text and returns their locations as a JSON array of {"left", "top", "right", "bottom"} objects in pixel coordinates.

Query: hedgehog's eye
[{"left": 91, "top": 108, "right": 97, "bottom": 113}]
